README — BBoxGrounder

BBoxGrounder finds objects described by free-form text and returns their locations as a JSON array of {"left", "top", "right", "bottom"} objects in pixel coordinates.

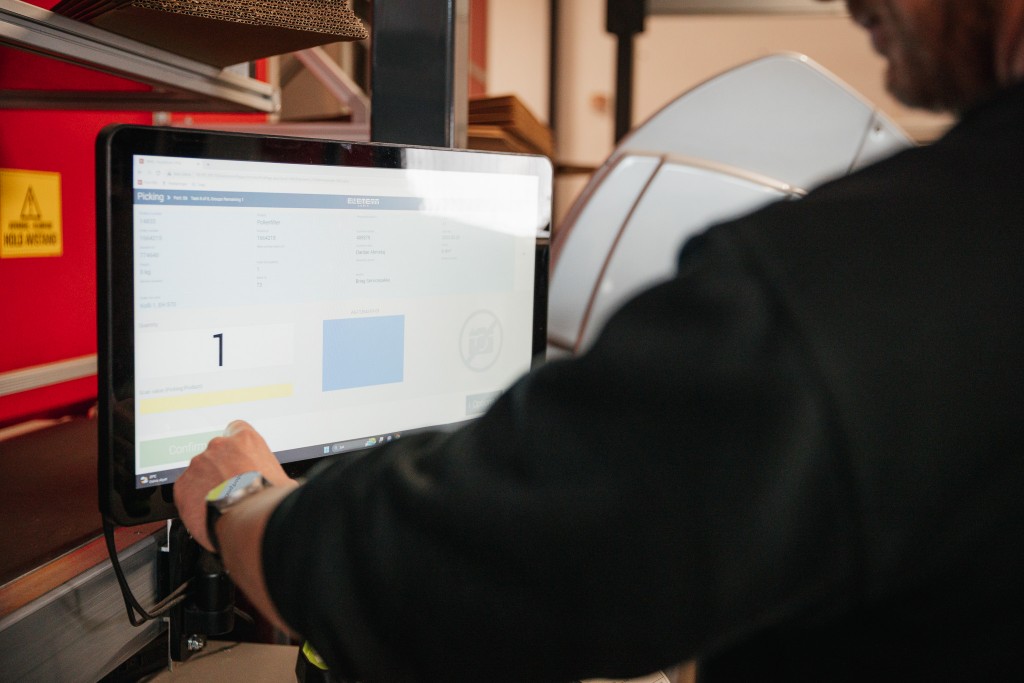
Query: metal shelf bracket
[{"left": 0, "top": 0, "right": 279, "bottom": 112}]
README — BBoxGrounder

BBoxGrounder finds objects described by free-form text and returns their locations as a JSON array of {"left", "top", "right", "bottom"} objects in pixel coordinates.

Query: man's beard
[{"left": 885, "top": 0, "right": 1000, "bottom": 115}]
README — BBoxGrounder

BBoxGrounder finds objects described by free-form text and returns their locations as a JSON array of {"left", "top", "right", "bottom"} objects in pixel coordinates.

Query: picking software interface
[{"left": 132, "top": 153, "right": 539, "bottom": 486}]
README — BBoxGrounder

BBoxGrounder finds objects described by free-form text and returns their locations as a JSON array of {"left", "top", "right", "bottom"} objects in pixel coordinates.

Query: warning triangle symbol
[{"left": 21, "top": 186, "right": 43, "bottom": 220}]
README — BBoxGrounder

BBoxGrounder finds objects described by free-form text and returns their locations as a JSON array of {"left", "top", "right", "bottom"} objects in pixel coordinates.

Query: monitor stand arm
[
  {"left": 164, "top": 519, "right": 236, "bottom": 662},
  {"left": 163, "top": 522, "right": 354, "bottom": 681}
]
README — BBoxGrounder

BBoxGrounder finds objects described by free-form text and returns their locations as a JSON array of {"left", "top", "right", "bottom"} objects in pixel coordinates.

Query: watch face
[{"left": 207, "top": 470, "right": 265, "bottom": 506}]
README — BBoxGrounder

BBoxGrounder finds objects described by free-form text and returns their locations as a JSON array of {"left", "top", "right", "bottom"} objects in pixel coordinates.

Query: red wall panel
[
  {"left": 0, "top": 107, "right": 151, "bottom": 426},
  {"left": 1, "top": 57, "right": 270, "bottom": 427},
  {"left": 1, "top": 26, "right": 152, "bottom": 425},
  {"left": 469, "top": 0, "right": 488, "bottom": 98}
]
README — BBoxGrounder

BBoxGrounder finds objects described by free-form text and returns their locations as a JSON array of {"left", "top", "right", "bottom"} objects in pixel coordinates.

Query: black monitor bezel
[{"left": 97, "top": 124, "right": 551, "bottom": 527}]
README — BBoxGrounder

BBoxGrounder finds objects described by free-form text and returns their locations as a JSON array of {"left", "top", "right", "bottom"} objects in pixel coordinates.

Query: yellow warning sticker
[{"left": 1, "top": 168, "right": 63, "bottom": 258}]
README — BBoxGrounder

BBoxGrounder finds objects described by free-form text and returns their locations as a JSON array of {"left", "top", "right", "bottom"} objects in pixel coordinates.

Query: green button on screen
[{"left": 140, "top": 431, "right": 222, "bottom": 468}]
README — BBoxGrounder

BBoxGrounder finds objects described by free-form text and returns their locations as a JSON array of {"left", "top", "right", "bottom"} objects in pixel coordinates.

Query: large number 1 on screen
[{"left": 213, "top": 333, "right": 224, "bottom": 367}]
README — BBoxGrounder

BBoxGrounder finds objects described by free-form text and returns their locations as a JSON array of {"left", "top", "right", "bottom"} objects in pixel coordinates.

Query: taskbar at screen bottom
[{"left": 133, "top": 422, "right": 467, "bottom": 490}]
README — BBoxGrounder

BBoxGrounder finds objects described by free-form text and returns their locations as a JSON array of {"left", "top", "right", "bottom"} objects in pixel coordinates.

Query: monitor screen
[{"left": 98, "top": 125, "right": 552, "bottom": 526}]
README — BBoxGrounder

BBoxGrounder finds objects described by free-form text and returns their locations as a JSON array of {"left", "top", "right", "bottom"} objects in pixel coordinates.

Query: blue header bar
[{"left": 134, "top": 189, "right": 424, "bottom": 210}]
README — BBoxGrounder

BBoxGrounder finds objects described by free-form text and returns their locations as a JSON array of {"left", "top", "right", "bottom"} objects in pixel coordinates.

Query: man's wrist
[
  {"left": 205, "top": 471, "right": 272, "bottom": 554},
  {"left": 213, "top": 480, "right": 302, "bottom": 636}
]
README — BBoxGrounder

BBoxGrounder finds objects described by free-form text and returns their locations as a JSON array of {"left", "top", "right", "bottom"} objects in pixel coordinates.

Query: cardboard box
[{"left": 53, "top": 0, "right": 367, "bottom": 67}]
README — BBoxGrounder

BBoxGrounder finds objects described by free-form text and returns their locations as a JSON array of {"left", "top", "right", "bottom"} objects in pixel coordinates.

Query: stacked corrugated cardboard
[
  {"left": 468, "top": 94, "right": 554, "bottom": 158},
  {"left": 52, "top": 0, "right": 367, "bottom": 66}
]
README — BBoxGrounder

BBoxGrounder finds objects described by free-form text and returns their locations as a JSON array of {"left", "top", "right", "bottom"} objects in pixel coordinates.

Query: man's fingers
[{"left": 224, "top": 419, "right": 253, "bottom": 437}]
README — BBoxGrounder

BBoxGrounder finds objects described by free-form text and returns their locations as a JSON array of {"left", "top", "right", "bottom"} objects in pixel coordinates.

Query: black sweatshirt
[{"left": 263, "top": 80, "right": 1024, "bottom": 682}]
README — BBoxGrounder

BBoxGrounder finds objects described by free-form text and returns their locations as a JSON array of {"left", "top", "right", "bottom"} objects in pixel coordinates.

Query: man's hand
[{"left": 173, "top": 420, "right": 295, "bottom": 551}]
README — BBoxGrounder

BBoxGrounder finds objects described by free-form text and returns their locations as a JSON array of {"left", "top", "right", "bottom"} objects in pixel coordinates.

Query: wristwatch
[{"left": 204, "top": 470, "right": 271, "bottom": 555}]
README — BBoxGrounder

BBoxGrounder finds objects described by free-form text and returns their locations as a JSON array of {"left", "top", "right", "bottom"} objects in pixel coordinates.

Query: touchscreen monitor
[{"left": 98, "top": 125, "right": 551, "bottom": 526}]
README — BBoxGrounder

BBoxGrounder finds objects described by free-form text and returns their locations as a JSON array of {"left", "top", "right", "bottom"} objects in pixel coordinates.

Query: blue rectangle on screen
[{"left": 322, "top": 315, "right": 405, "bottom": 391}]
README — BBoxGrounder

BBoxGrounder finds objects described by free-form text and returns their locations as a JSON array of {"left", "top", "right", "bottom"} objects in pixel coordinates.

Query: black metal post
[
  {"left": 607, "top": 0, "right": 647, "bottom": 143},
  {"left": 370, "top": 0, "right": 468, "bottom": 148}
]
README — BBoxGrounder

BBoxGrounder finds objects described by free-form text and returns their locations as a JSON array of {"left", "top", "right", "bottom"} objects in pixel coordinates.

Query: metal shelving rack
[
  {"left": 0, "top": 1, "right": 471, "bottom": 677},
  {"left": 0, "top": 0, "right": 279, "bottom": 112}
]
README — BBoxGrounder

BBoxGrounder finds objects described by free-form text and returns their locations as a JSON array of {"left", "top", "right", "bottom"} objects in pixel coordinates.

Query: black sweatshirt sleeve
[{"left": 261, "top": 226, "right": 859, "bottom": 683}]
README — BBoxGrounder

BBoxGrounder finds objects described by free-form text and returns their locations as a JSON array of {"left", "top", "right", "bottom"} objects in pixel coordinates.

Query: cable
[
  {"left": 187, "top": 640, "right": 241, "bottom": 663},
  {"left": 147, "top": 582, "right": 189, "bottom": 617},
  {"left": 233, "top": 607, "right": 256, "bottom": 626},
  {"left": 103, "top": 518, "right": 190, "bottom": 626}
]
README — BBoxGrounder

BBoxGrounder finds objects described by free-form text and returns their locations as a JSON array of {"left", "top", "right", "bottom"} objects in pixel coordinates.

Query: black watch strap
[{"left": 205, "top": 503, "right": 225, "bottom": 555}]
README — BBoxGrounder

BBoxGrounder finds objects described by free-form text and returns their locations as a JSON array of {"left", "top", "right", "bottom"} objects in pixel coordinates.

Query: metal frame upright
[{"left": 371, "top": 0, "right": 470, "bottom": 148}]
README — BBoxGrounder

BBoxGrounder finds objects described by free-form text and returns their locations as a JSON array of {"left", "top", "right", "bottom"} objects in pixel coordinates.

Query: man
[{"left": 175, "top": 1, "right": 1024, "bottom": 680}]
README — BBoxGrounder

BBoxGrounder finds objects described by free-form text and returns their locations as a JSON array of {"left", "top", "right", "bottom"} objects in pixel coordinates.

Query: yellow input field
[{"left": 139, "top": 384, "right": 293, "bottom": 415}]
